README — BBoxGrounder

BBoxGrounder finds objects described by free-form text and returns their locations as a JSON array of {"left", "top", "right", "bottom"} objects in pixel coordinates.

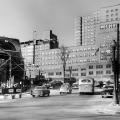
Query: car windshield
[
  {"left": 35, "top": 86, "right": 42, "bottom": 89},
  {"left": 104, "top": 85, "right": 114, "bottom": 89}
]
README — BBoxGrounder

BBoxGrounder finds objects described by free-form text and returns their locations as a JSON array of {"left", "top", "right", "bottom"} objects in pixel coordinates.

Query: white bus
[{"left": 79, "top": 78, "right": 94, "bottom": 95}]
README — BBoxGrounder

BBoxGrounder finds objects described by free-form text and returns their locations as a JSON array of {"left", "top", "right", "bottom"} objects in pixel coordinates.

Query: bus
[{"left": 79, "top": 78, "right": 94, "bottom": 95}]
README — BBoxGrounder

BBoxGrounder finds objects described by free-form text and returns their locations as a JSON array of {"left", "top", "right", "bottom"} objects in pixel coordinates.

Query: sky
[{"left": 0, "top": 0, "right": 120, "bottom": 46}]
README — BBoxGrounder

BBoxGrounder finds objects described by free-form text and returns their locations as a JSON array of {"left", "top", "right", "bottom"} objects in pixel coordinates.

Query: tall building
[
  {"left": 74, "top": 17, "right": 82, "bottom": 45},
  {"left": 34, "top": 44, "right": 112, "bottom": 81},
  {"left": 74, "top": 4, "right": 120, "bottom": 46},
  {"left": 21, "top": 5, "right": 120, "bottom": 82},
  {"left": 21, "top": 30, "right": 59, "bottom": 78}
]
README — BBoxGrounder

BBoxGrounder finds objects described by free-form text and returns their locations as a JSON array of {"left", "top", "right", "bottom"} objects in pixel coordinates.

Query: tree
[
  {"left": 64, "top": 77, "right": 76, "bottom": 87},
  {"left": 50, "top": 80, "right": 63, "bottom": 89},
  {"left": 34, "top": 74, "right": 47, "bottom": 86},
  {"left": 58, "top": 46, "right": 70, "bottom": 82}
]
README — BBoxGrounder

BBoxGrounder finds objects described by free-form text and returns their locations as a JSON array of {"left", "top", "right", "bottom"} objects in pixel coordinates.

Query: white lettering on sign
[
  {"left": 9, "top": 89, "right": 14, "bottom": 93},
  {"left": 0, "top": 89, "right": 2, "bottom": 93},
  {"left": 16, "top": 89, "right": 21, "bottom": 92}
]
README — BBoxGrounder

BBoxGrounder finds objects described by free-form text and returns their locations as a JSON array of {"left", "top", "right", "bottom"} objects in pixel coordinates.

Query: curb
[
  {"left": 3, "top": 94, "right": 22, "bottom": 100},
  {"left": 0, "top": 93, "right": 31, "bottom": 101}
]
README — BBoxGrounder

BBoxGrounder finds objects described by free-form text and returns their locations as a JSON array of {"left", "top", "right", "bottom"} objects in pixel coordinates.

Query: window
[
  {"left": 81, "top": 79, "right": 91, "bottom": 83},
  {"left": 72, "top": 68, "right": 78, "bottom": 71},
  {"left": 115, "top": 18, "right": 119, "bottom": 21},
  {"left": 96, "top": 65, "right": 103, "bottom": 69},
  {"left": 111, "top": 14, "right": 114, "bottom": 17},
  {"left": 106, "top": 64, "right": 111, "bottom": 68},
  {"left": 56, "top": 72, "right": 62, "bottom": 75},
  {"left": 89, "top": 71, "right": 93, "bottom": 75},
  {"left": 48, "top": 72, "right": 54, "bottom": 76},
  {"left": 81, "top": 68, "right": 86, "bottom": 71},
  {"left": 106, "top": 15, "right": 109, "bottom": 17},
  {"left": 72, "top": 73, "right": 78, "bottom": 76},
  {"left": 116, "top": 13, "right": 118, "bottom": 16},
  {"left": 106, "top": 10, "right": 109, "bottom": 13},
  {"left": 96, "top": 71, "right": 103, "bottom": 75},
  {"left": 106, "top": 70, "right": 111, "bottom": 74},
  {"left": 111, "top": 9, "right": 114, "bottom": 12},
  {"left": 111, "top": 18, "right": 114, "bottom": 21},
  {"left": 81, "top": 73, "right": 86, "bottom": 76},
  {"left": 89, "top": 65, "right": 93, "bottom": 69}
]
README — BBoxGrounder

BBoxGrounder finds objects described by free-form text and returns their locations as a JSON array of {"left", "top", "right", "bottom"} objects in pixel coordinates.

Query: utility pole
[
  {"left": 116, "top": 23, "right": 119, "bottom": 104},
  {"left": 69, "top": 66, "right": 72, "bottom": 80},
  {"left": 113, "top": 23, "right": 120, "bottom": 104}
]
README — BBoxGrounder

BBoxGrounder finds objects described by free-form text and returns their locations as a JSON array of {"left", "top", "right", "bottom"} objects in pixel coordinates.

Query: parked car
[
  {"left": 101, "top": 84, "right": 114, "bottom": 98},
  {"left": 60, "top": 83, "right": 72, "bottom": 94},
  {"left": 31, "top": 86, "right": 50, "bottom": 97}
]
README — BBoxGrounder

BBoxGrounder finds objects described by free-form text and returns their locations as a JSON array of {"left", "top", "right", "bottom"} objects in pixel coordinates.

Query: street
[{"left": 0, "top": 93, "right": 120, "bottom": 120}]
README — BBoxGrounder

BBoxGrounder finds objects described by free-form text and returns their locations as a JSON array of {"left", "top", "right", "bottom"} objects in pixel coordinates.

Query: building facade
[
  {"left": 21, "top": 4, "right": 120, "bottom": 82},
  {"left": 21, "top": 30, "right": 59, "bottom": 79}
]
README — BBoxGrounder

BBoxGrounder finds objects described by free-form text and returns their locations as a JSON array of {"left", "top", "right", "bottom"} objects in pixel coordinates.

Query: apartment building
[
  {"left": 20, "top": 5, "right": 120, "bottom": 82},
  {"left": 21, "top": 30, "right": 59, "bottom": 78}
]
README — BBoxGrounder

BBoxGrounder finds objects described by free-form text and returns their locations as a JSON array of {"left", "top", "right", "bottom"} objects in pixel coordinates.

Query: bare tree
[{"left": 58, "top": 46, "right": 70, "bottom": 82}]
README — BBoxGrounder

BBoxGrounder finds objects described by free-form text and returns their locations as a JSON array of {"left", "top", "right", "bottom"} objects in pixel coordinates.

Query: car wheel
[
  {"left": 47, "top": 93, "right": 50, "bottom": 96},
  {"left": 32, "top": 95, "right": 35, "bottom": 98}
]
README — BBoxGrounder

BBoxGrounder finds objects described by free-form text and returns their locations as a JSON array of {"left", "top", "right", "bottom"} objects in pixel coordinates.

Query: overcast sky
[{"left": 0, "top": 0, "right": 120, "bottom": 46}]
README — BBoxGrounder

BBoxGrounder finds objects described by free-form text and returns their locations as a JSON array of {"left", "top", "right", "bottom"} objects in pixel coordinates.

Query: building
[
  {"left": 73, "top": 4, "right": 120, "bottom": 81},
  {"left": 21, "top": 5, "right": 120, "bottom": 82},
  {"left": 21, "top": 30, "right": 59, "bottom": 78},
  {"left": 21, "top": 40, "right": 35, "bottom": 78},
  {"left": 74, "top": 4, "right": 120, "bottom": 46}
]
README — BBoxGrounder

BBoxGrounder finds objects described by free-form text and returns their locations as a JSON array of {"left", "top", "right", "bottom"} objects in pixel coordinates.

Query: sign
[
  {"left": 16, "top": 89, "right": 21, "bottom": 93},
  {"left": 8, "top": 89, "right": 14, "bottom": 93},
  {"left": 0, "top": 89, "right": 2, "bottom": 93}
]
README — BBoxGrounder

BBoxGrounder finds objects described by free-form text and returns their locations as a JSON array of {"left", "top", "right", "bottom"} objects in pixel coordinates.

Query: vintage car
[
  {"left": 31, "top": 86, "right": 50, "bottom": 97},
  {"left": 101, "top": 84, "right": 114, "bottom": 98},
  {"left": 60, "top": 83, "right": 72, "bottom": 94}
]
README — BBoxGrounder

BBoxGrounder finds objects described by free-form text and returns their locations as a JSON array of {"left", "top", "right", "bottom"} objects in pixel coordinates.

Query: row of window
[
  {"left": 106, "top": 9, "right": 119, "bottom": 13},
  {"left": 106, "top": 13, "right": 118, "bottom": 17},
  {"left": 35, "top": 58, "right": 98, "bottom": 66},
  {"left": 35, "top": 47, "right": 98, "bottom": 56},
  {"left": 88, "top": 64, "right": 111, "bottom": 69},
  {"left": 35, "top": 51, "right": 96, "bottom": 61},
  {"left": 81, "top": 70, "right": 111, "bottom": 76},
  {"left": 106, "top": 17, "right": 119, "bottom": 22},
  {"left": 48, "top": 70, "right": 112, "bottom": 76}
]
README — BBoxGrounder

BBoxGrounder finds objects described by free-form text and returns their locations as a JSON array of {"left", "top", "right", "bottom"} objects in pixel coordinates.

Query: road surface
[{"left": 0, "top": 94, "right": 120, "bottom": 120}]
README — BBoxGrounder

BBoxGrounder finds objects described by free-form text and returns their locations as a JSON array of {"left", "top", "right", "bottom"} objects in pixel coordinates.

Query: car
[
  {"left": 60, "top": 83, "right": 72, "bottom": 95},
  {"left": 31, "top": 86, "right": 50, "bottom": 97},
  {"left": 101, "top": 84, "right": 114, "bottom": 98}
]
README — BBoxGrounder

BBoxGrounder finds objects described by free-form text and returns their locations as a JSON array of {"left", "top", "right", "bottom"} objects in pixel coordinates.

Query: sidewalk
[{"left": 0, "top": 92, "right": 32, "bottom": 102}]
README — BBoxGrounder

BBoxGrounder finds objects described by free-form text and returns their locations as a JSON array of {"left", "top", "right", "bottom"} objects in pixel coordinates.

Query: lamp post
[
  {"left": 111, "top": 24, "right": 120, "bottom": 104},
  {"left": 114, "top": 23, "right": 119, "bottom": 104}
]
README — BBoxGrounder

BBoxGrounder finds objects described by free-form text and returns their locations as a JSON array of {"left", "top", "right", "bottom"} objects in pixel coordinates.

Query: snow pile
[{"left": 93, "top": 102, "right": 120, "bottom": 114}]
